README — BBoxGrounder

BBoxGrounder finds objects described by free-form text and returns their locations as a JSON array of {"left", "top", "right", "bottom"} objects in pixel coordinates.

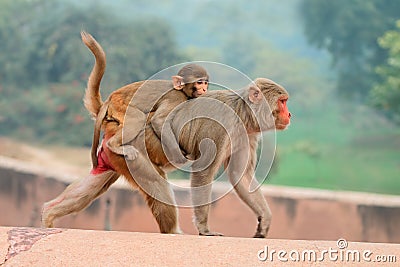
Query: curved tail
[
  {"left": 81, "top": 31, "right": 106, "bottom": 118},
  {"left": 91, "top": 101, "right": 109, "bottom": 168}
]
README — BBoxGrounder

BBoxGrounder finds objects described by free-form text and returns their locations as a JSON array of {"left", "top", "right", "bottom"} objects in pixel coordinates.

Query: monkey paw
[
  {"left": 253, "top": 232, "right": 266, "bottom": 238},
  {"left": 199, "top": 231, "right": 224, "bottom": 237},
  {"left": 122, "top": 145, "right": 139, "bottom": 161},
  {"left": 184, "top": 152, "right": 195, "bottom": 161}
]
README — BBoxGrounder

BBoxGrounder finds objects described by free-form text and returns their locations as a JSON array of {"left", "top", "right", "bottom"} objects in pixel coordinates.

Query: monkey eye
[{"left": 196, "top": 79, "right": 209, "bottom": 85}]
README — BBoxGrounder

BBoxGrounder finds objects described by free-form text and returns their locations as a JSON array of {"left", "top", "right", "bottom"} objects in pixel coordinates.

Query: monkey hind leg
[
  {"left": 41, "top": 171, "right": 119, "bottom": 228},
  {"left": 122, "top": 152, "right": 182, "bottom": 234},
  {"left": 142, "top": 192, "right": 182, "bottom": 234}
]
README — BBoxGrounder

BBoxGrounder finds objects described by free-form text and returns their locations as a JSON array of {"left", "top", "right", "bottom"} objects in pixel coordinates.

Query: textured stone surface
[
  {"left": 0, "top": 227, "right": 399, "bottom": 266},
  {"left": 5, "top": 228, "right": 63, "bottom": 261}
]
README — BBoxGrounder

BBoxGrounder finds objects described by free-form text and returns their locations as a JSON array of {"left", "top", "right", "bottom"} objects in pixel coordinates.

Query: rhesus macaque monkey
[
  {"left": 80, "top": 31, "right": 209, "bottom": 168},
  {"left": 42, "top": 79, "right": 291, "bottom": 237},
  {"left": 42, "top": 33, "right": 291, "bottom": 238},
  {"left": 157, "top": 78, "right": 291, "bottom": 236}
]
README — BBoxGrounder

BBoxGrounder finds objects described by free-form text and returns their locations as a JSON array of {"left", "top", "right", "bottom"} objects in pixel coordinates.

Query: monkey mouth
[{"left": 276, "top": 123, "right": 289, "bottom": 130}]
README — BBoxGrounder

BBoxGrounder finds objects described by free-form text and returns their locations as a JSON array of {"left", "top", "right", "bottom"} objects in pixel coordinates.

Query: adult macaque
[
  {"left": 80, "top": 31, "right": 208, "bottom": 168},
  {"left": 157, "top": 78, "right": 291, "bottom": 236},
  {"left": 42, "top": 33, "right": 291, "bottom": 238}
]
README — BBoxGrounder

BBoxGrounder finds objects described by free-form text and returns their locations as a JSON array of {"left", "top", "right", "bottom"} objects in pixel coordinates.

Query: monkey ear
[
  {"left": 248, "top": 85, "right": 263, "bottom": 104},
  {"left": 172, "top": 75, "right": 185, "bottom": 90}
]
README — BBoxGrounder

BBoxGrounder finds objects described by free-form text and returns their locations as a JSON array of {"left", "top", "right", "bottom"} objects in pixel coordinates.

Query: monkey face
[
  {"left": 192, "top": 79, "right": 209, "bottom": 97},
  {"left": 253, "top": 78, "right": 291, "bottom": 131},
  {"left": 273, "top": 96, "right": 291, "bottom": 130}
]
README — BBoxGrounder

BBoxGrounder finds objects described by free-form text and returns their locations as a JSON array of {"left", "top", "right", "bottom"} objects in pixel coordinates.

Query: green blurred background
[{"left": 0, "top": 0, "right": 399, "bottom": 195}]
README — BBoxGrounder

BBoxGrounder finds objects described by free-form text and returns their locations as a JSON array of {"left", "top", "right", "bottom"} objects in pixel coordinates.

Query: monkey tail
[
  {"left": 91, "top": 102, "right": 109, "bottom": 168},
  {"left": 81, "top": 31, "right": 105, "bottom": 118}
]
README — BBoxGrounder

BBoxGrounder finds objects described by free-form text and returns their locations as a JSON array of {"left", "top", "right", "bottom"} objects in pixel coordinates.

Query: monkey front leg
[
  {"left": 225, "top": 149, "right": 272, "bottom": 238},
  {"left": 107, "top": 108, "right": 146, "bottom": 160},
  {"left": 234, "top": 182, "right": 272, "bottom": 238},
  {"left": 191, "top": 161, "right": 224, "bottom": 236}
]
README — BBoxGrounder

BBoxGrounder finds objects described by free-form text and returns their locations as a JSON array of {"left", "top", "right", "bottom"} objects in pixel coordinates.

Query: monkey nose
[{"left": 288, "top": 112, "right": 292, "bottom": 118}]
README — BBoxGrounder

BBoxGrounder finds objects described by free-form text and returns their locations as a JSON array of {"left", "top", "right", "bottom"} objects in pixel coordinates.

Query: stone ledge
[
  {"left": 0, "top": 227, "right": 399, "bottom": 266},
  {"left": 2, "top": 159, "right": 400, "bottom": 243}
]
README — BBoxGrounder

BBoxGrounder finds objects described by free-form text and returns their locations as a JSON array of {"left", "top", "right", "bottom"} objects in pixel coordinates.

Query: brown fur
[
  {"left": 81, "top": 31, "right": 105, "bottom": 117},
  {"left": 42, "top": 78, "right": 290, "bottom": 236},
  {"left": 81, "top": 32, "right": 208, "bottom": 168},
  {"left": 42, "top": 33, "right": 291, "bottom": 237},
  {"left": 159, "top": 78, "right": 290, "bottom": 236}
]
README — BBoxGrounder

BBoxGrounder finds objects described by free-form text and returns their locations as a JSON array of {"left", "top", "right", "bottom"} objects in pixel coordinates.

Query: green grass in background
[
  {"left": 271, "top": 146, "right": 399, "bottom": 195},
  {"left": 268, "top": 100, "right": 400, "bottom": 195}
]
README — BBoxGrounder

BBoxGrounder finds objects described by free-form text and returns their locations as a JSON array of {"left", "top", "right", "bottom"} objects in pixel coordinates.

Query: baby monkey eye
[{"left": 196, "top": 79, "right": 209, "bottom": 85}]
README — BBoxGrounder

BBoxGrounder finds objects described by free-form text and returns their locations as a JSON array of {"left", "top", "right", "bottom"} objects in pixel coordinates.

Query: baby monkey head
[{"left": 172, "top": 63, "right": 209, "bottom": 98}]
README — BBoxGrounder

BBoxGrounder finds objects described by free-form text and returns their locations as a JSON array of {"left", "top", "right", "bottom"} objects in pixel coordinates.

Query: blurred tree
[
  {"left": 221, "top": 33, "right": 263, "bottom": 75},
  {"left": 0, "top": 0, "right": 184, "bottom": 88},
  {"left": 0, "top": 0, "right": 42, "bottom": 90},
  {"left": 370, "top": 20, "right": 400, "bottom": 123},
  {"left": 300, "top": 0, "right": 400, "bottom": 100},
  {"left": 0, "top": 0, "right": 185, "bottom": 145}
]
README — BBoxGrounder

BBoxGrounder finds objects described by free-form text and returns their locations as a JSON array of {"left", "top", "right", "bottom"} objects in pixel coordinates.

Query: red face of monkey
[
  {"left": 253, "top": 78, "right": 291, "bottom": 131},
  {"left": 274, "top": 96, "right": 291, "bottom": 130}
]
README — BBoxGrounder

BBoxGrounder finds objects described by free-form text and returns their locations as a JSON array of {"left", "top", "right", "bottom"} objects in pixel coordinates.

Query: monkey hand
[
  {"left": 184, "top": 151, "right": 195, "bottom": 160},
  {"left": 107, "top": 141, "right": 139, "bottom": 161},
  {"left": 122, "top": 145, "right": 139, "bottom": 161}
]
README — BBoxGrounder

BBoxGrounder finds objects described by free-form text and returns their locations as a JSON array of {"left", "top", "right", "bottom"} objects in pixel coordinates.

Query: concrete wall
[{"left": 1, "top": 156, "right": 400, "bottom": 243}]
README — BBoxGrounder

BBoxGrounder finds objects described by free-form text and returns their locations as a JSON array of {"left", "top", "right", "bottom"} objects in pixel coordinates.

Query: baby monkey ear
[
  {"left": 248, "top": 85, "right": 263, "bottom": 104},
  {"left": 172, "top": 75, "right": 185, "bottom": 90}
]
